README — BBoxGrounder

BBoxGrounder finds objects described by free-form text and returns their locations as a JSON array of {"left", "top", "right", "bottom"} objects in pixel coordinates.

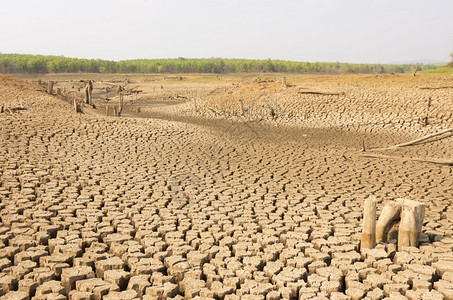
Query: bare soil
[{"left": 1, "top": 73, "right": 452, "bottom": 299}]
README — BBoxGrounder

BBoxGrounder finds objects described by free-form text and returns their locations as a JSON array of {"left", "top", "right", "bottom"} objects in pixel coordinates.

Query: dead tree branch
[
  {"left": 357, "top": 153, "right": 453, "bottom": 166},
  {"left": 298, "top": 91, "right": 345, "bottom": 96},
  {"left": 420, "top": 86, "right": 453, "bottom": 90},
  {"left": 371, "top": 128, "right": 453, "bottom": 151}
]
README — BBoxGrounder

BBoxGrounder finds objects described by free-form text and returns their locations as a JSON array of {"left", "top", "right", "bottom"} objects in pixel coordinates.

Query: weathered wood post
[
  {"left": 57, "top": 88, "right": 61, "bottom": 96},
  {"left": 106, "top": 105, "right": 109, "bottom": 116},
  {"left": 84, "top": 80, "right": 93, "bottom": 105},
  {"left": 117, "top": 85, "right": 124, "bottom": 116},
  {"left": 361, "top": 196, "right": 377, "bottom": 249},
  {"left": 73, "top": 99, "right": 78, "bottom": 113},
  {"left": 194, "top": 96, "right": 198, "bottom": 113},
  {"left": 238, "top": 99, "right": 245, "bottom": 116},
  {"left": 376, "top": 201, "right": 401, "bottom": 243},
  {"left": 397, "top": 198, "right": 425, "bottom": 250},
  {"left": 119, "top": 95, "right": 123, "bottom": 116},
  {"left": 283, "top": 77, "right": 287, "bottom": 88},
  {"left": 85, "top": 85, "right": 90, "bottom": 104},
  {"left": 114, "top": 106, "right": 118, "bottom": 117},
  {"left": 88, "top": 80, "right": 93, "bottom": 105},
  {"left": 47, "top": 81, "right": 54, "bottom": 94},
  {"left": 423, "top": 97, "right": 432, "bottom": 126}
]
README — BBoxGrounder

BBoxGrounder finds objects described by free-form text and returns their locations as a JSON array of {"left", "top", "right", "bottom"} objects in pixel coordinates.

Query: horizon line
[{"left": 0, "top": 52, "right": 447, "bottom": 66}]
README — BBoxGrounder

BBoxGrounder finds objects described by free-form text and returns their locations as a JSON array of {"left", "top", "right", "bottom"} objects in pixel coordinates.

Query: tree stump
[
  {"left": 376, "top": 201, "right": 401, "bottom": 243},
  {"left": 423, "top": 97, "right": 432, "bottom": 127},
  {"left": 397, "top": 198, "right": 425, "bottom": 250},
  {"left": 361, "top": 196, "right": 377, "bottom": 249},
  {"left": 85, "top": 87, "right": 90, "bottom": 105},
  {"left": 47, "top": 81, "right": 54, "bottom": 94},
  {"left": 238, "top": 99, "right": 244, "bottom": 116},
  {"left": 194, "top": 97, "right": 198, "bottom": 113},
  {"left": 365, "top": 197, "right": 426, "bottom": 250}
]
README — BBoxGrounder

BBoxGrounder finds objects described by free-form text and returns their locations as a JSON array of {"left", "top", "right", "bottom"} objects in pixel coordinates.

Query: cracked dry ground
[{"left": 1, "top": 76, "right": 453, "bottom": 300}]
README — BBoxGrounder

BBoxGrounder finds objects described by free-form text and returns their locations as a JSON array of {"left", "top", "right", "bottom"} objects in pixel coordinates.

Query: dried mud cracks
[{"left": 1, "top": 75, "right": 453, "bottom": 299}]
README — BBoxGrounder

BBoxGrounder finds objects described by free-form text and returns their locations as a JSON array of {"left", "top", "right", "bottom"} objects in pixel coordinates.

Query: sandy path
[{"left": 1, "top": 74, "right": 452, "bottom": 299}]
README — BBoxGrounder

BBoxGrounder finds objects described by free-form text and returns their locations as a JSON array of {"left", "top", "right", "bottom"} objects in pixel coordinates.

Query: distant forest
[{"left": 0, "top": 53, "right": 440, "bottom": 74}]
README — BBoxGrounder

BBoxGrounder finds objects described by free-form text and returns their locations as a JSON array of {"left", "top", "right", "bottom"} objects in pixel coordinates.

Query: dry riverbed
[{"left": 1, "top": 73, "right": 453, "bottom": 299}]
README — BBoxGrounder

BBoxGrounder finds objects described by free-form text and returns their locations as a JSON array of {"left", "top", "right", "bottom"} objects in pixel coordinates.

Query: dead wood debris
[
  {"left": 419, "top": 86, "right": 453, "bottom": 90},
  {"left": 371, "top": 128, "right": 453, "bottom": 151},
  {"left": 298, "top": 91, "right": 345, "bottom": 96},
  {"left": 357, "top": 153, "right": 453, "bottom": 166}
]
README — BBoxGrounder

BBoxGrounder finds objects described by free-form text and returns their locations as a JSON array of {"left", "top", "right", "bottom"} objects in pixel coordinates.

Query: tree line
[{"left": 0, "top": 53, "right": 440, "bottom": 74}]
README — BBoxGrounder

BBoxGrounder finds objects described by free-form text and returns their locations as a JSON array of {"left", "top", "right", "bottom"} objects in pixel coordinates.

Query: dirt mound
[
  {"left": 0, "top": 73, "right": 37, "bottom": 91},
  {"left": 0, "top": 73, "right": 76, "bottom": 115}
]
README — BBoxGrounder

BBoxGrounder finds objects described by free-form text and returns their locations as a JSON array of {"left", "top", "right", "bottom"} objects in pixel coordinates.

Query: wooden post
[
  {"left": 376, "top": 201, "right": 401, "bottom": 243},
  {"left": 88, "top": 80, "right": 93, "bottom": 106},
  {"left": 361, "top": 196, "right": 377, "bottom": 249},
  {"left": 397, "top": 198, "right": 425, "bottom": 250},
  {"left": 57, "top": 88, "right": 61, "bottom": 96},
  {"left": 423, "top": 97, "right": 432, "bottom": 126},
  {"left": 85, "top": 86, "right": 90, "bottom": 104},
  {"left": 84, "top": 81, "right": 93, "bottom": 105},
  {"left": 117, "top": 85, "right": 124, "bottom": 116},
  {"left": 118, "top": 96, "right": 123, "bottom": 116},
  {"left": 114, "top": 106, "right": 118, "bottom": 117},
  {"left": 238, "top": 99, "right": 244, "bottom": 116},
  {"left": 283, "top": 77, "right": 287, "bottom": 88},
  {"left": 106, "top": 105, "right": 109, "bottom": 116},
  {"left": 73, "top": 99, "right": 77, "bottom": 113},
  {"left": 47, "top": 81, "right": 54, "bottom": 94}
]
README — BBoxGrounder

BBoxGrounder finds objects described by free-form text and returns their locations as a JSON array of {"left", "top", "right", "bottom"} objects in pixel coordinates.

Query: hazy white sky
[{"left": 1, "top": 0, "right": 452, "bottom": 63}]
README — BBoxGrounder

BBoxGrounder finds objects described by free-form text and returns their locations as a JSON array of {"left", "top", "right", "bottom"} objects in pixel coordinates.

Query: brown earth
[{"left": 1, "top": 73, "right": 453, "bottom": 299}]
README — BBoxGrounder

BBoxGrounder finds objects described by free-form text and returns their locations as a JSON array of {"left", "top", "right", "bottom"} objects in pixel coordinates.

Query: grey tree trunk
[{"left": 47, "top": 81, "right": 54, "bottom": 94}]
